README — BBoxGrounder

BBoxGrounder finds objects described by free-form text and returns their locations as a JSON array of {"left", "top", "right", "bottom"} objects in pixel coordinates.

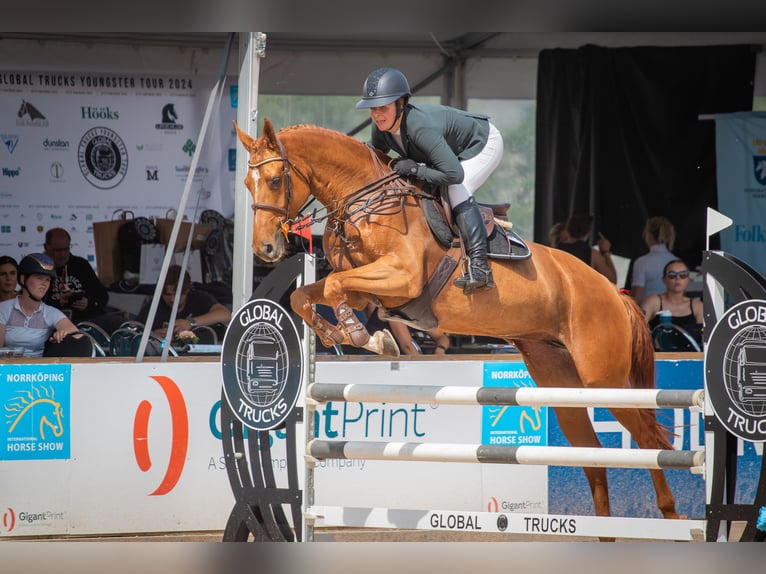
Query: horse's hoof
[{"left": 364, "top": 329, "right": 400, "bottom": 357}]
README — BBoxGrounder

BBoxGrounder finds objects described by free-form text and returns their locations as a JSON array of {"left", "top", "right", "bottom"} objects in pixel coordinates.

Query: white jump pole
[
  {"left": 308, "top": 440, "right": 705, "bottom": 472},
  {"left": 308, "top": 382, "right": 704, "bottom": 409}
]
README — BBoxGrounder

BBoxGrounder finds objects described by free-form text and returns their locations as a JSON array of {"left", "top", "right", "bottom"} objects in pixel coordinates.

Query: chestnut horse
[{"left": 235, "top": 118, "right": 681, "bottom": 523}]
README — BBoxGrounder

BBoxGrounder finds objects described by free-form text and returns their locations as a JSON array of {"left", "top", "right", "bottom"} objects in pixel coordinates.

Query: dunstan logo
[
  {"left": 77, "top": 126, "right": 128, "bottom": 189},
  {"left": 132, "top": 376, "right": 189, "bottom": 496}
]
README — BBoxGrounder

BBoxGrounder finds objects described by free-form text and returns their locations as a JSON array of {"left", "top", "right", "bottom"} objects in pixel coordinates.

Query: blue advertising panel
[
  {"left": 546, "top": 359, "right": 707, "bottom": 519},
  {"left": 1, "top": 363, "right": 71, "bottom": 460},
  {"left": 481, "top": 362, "right": 547, "bottom": 446}
]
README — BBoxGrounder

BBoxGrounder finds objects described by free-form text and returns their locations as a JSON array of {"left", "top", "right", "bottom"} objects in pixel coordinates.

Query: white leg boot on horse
[{"left": 452, "top": 198, "right": 495, "bottom": 295}]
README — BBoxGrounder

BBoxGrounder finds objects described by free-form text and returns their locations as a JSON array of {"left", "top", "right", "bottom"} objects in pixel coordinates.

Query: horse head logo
[
  {"left": 4, "top": 385, "right": 65, "bottom": 440},
  {"left": 17, "top": 100, "right": 46, "bottom": 121},
  {"left": 161, "top": 103, "right": 178, "bottom": 124}
]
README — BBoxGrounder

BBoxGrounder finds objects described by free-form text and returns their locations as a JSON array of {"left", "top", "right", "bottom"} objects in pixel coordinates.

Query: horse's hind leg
[
  {"left": 514, "top": 340, "right": 611, "bottom": 519},
  {"left": 609, "top": 408, "right": 680, "bottom": 519},
  {"left": 552, "top": 406, "right": 611, "bottom": 517}
]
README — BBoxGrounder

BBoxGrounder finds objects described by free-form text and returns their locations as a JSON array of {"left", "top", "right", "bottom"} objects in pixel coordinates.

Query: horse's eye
[{"left": 269, "top": 176, "right": 282, "bottom": 189}]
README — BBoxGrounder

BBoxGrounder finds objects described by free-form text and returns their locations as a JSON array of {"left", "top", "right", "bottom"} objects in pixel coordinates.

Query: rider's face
[{"left": 369, "top": 102, "right": 400, "bottom": 132}]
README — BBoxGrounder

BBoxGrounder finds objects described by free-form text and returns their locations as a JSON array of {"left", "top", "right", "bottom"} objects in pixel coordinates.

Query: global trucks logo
[
  {"left": 78, "top": 126, "right": 128, "bottom": 189},
  {"left": 221, "top": 299, "right": 303, "bottom": 431},
  {"left": 706, "top": 299, "right": 766, "bottom": 442}
]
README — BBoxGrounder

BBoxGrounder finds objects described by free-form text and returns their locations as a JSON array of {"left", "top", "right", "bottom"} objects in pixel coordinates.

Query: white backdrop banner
[
  {"left": 715, "top": 111, "right": 766, "bottom": 272},
  {"left": 0, "top": 70, "right": 238, "bottom": 270}
]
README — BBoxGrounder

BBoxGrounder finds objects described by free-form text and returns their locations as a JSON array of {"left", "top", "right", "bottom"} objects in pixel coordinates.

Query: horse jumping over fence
[{"left": 234, "top": 118, "right": 684, "bottom": 525}]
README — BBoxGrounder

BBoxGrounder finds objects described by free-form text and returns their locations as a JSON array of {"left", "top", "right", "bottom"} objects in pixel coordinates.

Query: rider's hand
[{"left": 392, "top": 159, "right": 421, "bottom": 178}]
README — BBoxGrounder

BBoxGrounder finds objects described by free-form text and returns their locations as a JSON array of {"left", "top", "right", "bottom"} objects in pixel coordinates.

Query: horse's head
[{"left": 235, "top": 118, "right": 307, "bottom": 262}]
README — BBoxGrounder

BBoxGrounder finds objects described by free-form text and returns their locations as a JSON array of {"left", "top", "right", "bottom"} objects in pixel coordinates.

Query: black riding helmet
[
  {"left": 355, "top": 67, "right": 411, "bottom": 109},
  {"left": 18, "top": 253, "right": 56, "bottom": 279},
  {"left": 17, "top": 253, "right": 56, "bottom": 301}
]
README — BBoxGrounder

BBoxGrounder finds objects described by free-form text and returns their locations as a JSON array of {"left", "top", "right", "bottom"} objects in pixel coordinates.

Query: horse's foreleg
[
  {"left": 290, "top": 279, "right": 347, "bottom": 348},
  {"left": 322, "top": 256, "right": 422, "bottom": 356}
]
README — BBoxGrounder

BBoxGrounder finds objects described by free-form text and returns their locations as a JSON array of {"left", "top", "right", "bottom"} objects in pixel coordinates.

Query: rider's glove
[{"left": 393, "top": 159, "right": 421, "bottom": 178}]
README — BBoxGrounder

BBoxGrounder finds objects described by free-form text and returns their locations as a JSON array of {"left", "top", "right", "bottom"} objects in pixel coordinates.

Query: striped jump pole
[
  {"left": 307, "top": 382, "right": 704, "bottom": 409},
  {"left": 308, "top": 440, "right": 706, "bottom": 472}
]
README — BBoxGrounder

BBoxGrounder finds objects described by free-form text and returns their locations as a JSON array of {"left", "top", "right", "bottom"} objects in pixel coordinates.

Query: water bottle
[{"left": 658, "top": 310, "right": 672, "bottom": 326}]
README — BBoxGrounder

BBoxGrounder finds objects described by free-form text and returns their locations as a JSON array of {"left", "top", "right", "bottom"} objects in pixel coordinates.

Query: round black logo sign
[
  {"left": 221, "top": 298, "right": 303, "bottom": 431},
  {"left": 706, "top": 299, "right": 766, "bottom": 442},
  {"left": 78, "top": 126, "right": 128, "bottom": 189}
]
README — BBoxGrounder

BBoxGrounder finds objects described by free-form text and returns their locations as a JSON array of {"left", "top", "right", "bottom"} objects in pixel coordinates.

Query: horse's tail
[
  {"left": 620, "top": 292, "right": 675, "bottom": 450},
  {"left": 620, "top": 292, "right": 655, "bottom": 389}
]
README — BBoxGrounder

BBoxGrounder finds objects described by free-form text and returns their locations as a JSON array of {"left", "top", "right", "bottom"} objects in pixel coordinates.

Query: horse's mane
[{"left": 277, "top": 123, "right": 390, "bottom": 166}]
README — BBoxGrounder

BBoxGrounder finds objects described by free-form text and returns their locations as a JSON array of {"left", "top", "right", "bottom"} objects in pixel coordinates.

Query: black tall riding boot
[{"left": 452, "top": 198, "right": 494, "bottom": 295}]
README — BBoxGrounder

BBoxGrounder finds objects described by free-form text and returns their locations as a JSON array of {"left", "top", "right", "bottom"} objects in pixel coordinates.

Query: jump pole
[
  {"left": 307, "top": 382, "right": 705, "bottom": 409},
  {"left": 303, "top": 376, "right": 708, "bottom": 541}
]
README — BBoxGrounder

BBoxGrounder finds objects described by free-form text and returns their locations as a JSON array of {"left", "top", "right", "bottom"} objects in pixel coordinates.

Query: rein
[{"left": 247, "top": 133, "right": 438, "bottom": 241}]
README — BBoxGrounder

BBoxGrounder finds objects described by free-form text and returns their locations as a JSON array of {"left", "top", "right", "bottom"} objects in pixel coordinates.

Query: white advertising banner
[
  {"left": 0, "top": 358, "right": 545, "bottom": 538},
  {"left": 0, "top": 70, "right": 238, "bottom": 270},
  {"left": 0, "top": 356, "right": 714, "bottom": 538}
]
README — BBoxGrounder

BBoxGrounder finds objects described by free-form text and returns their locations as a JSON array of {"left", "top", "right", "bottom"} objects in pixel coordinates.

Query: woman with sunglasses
[{"left": 641, "top": 259, "right": 703, "bottom": 347}]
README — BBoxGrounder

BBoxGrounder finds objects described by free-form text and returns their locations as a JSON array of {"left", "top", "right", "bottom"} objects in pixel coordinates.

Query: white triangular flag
[
  {"left": 706, "top": 207, "right": 733, "bottom": 250},
  {"left": 707, "top": 207, "right": 733, "bottom": 237}
]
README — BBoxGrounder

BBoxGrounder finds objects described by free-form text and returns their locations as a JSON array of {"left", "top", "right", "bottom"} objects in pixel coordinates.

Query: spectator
[
  {"left": 641, "top": 259, "right": 703, "bottom": 348},
  {"left": 548, "top": 221, "right": 571, "bottom": 248},
  {"left": 137, "top": 265, "right": 231, "bottom": 340},
  {"left": 0, "top": 255, "right": 19, "bottom": 301},
  {"left": 630, "top": 216, "right": 678, "bottom": 303},
  {"left": 0, "top": 253, "right": 90, "bottom": 357},
  {"left": 43, "top": 227, "right": 111, "bottom": 326},
  {"left": 556, "top": 213, "right": 617, "bottom": 283}
]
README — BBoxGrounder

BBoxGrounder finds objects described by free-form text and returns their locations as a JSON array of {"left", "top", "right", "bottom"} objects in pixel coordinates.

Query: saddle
[
  {"left": 422, "top": 195, "right": 531, "bottom": 260},
  {"left": 377, "top": 191, "right": 531, "bottom": 331}
]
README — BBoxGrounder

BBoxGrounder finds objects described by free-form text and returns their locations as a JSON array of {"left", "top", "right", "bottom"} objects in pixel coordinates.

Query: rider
[{"left": 356, "top": 67, "right": 505, "bottom": 295}]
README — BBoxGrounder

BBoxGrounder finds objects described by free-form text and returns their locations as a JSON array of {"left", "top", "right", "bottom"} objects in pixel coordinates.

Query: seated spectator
[
  {"left": 547, "top": 221, "right": 571, "bottom": 248},
  {"left": 137, "top": 265, "right": 231, "bottom": 340},
  {"left": 0, "top": 253, "right": 91, "bottom": 357},
  {"left": 641, "top": 259, "right": 703, "bottom": 348},
  {"left": 630, "top": 216, "right": 678, "bottom": 304},
  {"left": 43, "top": 227, "right": 121, "bottom": 333},
  {"left": 0, "top": 255, "right": 19, "bottom": 301},
  {"left": 556, "top": 213, "right": 617, "bottom": 283}
]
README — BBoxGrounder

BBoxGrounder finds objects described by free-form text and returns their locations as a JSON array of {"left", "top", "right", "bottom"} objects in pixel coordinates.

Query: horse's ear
[
  {"left": 262, "top": 118, "right": 279, "bottom": 149},
  {"left": 233, "top": 120, "right": 256, "bottom": 153}
]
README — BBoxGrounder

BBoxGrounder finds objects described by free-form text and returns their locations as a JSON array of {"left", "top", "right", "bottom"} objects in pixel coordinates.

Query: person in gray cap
[{"left": 356, "top": 67, "right": 504, "bottom": 295}]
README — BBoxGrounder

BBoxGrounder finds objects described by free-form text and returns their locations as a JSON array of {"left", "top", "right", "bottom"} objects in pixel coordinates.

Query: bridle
[{"left": 246, "top": 134, "right": 310, "bottom": 222}]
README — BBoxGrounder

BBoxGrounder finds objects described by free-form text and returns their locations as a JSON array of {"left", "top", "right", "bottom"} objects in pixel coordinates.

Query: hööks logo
[
  {"left": 221, "top": 299, "right": 303, "bottom": 432},
  {"left": 706, "top": 299, "right": 766, "bottom": 442}
]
